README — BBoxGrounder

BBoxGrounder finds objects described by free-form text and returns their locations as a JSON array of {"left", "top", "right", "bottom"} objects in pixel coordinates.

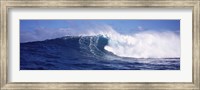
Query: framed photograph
[{"left": 1, "top": 0, "right": 199, "bottom": 90}]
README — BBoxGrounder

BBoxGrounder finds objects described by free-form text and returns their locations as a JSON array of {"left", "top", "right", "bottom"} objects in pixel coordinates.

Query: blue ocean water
[{"left": 20, "top": 36, "right": 180, "bottom": 70}]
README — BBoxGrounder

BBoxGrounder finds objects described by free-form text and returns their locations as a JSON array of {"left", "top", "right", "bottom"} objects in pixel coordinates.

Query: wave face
[{"left": 21, "top": 35, "right": 112, "bottom": 61}]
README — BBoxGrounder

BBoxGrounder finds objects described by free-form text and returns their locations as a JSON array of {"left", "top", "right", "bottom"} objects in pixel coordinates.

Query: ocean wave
[{"left": 21, "top": 27, "right": 180, "bottom": 59}]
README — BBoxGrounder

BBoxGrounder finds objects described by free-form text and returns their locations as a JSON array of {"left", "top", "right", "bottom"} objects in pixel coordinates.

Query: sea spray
[{"left": 104, "top": 31, "right": 180, "bottom": 58}]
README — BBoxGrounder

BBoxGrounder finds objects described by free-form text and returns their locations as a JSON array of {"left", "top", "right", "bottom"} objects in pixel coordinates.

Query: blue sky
[{"left": 20, "top": 20, "right": 180, "bottom": 42}]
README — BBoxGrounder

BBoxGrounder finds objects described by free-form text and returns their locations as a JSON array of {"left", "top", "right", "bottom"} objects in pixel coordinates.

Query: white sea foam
[{"left": 81, "top": 25, "right": 180, "bottom": 58}]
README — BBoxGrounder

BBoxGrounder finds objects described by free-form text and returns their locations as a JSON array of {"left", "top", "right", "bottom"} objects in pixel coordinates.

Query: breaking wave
[{"left": 79, "top": 27, "right": 180, "bottom": 58}]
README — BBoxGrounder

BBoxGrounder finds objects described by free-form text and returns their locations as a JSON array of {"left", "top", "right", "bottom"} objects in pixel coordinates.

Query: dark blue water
[{"left": 20, "top": 36, "right": 180, "bottom": 70}]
